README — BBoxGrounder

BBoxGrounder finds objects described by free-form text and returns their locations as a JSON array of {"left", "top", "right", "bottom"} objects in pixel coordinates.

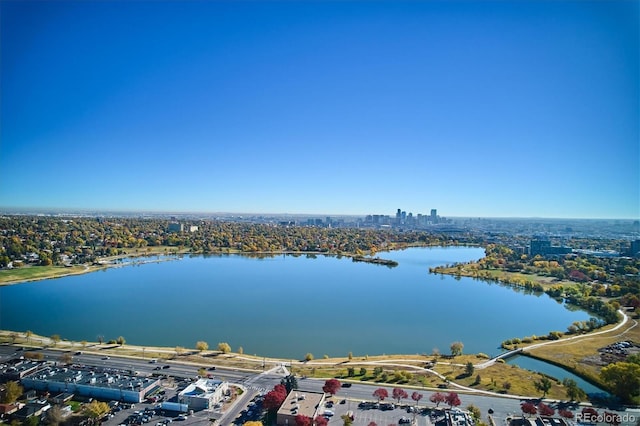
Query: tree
[
  {"left": 521, "top": 402, "right": 537, "bottom": 417},
  {"left": 340, "top": 414, "right": 354, "bottom": 426},
  {"left": 429, "top": 392, "right": 445, "bottom": 407},
  {"left": 581, "top": 407, "right": 599, "bottom": 424},
  {"left": 562, "top": 378, "right": 586, "bottom": 401},
  {"left": 1, "top": 381, "right": 23, "bottom": 403},
  {"left": 313, "top": 416, "right": 329, "bottom": 426},
  {"left": 558, "top": 409, "right": 574, "bottom": 420},
  {"left": 465, "top": 362, "right": 474, "bottom": 376},
  {"left": 348, "top": 352, "right": 353, "bottom": 360},
  {"left": 25, "top": 330, "right": 33, "bottom": 343},
  {"left": 323, "top": 379, "right": 341, "bottom": 395},
  {"left": 534, "top": 377, "right": 552, "bottom": 397},
  {"left": 116, "top": 336, "right": 126, "bottom": 346},
  {"left": 46, "top": 405, "right": 65, "bottom": 426},
  {"left": 305, "top": 353, "right": 314, "bottom": 361},
  {"left": 97, "top": 335, "right": 104, "bottom": 344},
  {"left": 263, "top": 384, "right": 288, "bottom": 412},
  {"left": 50, "top": 334, "right": 61, "bottom": 347},
  {"left": 373, "top": 388, "right": 388, "bottom": 402},
  {"left": 238, "top": 346, "right": 244, "bottom": 355},
  {"left": 59, "top": 353, "right": 73, "bottom": 364},
  {"left": 217, "top": 342, "right": 231, "bottom": 353},
  {"left": 392, "top": 388, "right": 408, "bottom": 404},
  {"left": 537, "top": 402, "right": 555, "bottom": 417},
  {"left": 600, "top": 362, "right": 640, "bottom": 404},
  {"left": 450, "top": 341, "right": 464, "bottom": 357},
  {"left": 411, "top": 391, "right": 423, "bottom": 407},
  {"left": 295, "top": 415, "right": 312, "bottom": 426},
  {"left": 445, "top": 392, "right": 461, "bottom": 408},
  {"left": 196, "top": 341, "right": 209, "bottom": 352},
  {"left": 466, "top": 405, "right": 481, "bottom": 421},
  {"left": 359, "top": 367, "right": 367, "bottom": 376},
  {"left": 84, "top": 400, "right": 110, "bottom": 420},
  {"left": 281, "top": 375, "right": 298, "bottom": 393}
]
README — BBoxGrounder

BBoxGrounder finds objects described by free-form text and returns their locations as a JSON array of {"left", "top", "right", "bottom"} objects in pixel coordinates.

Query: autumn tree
[
  {"left": 1, "top": 381, "right": 23, "bottom": 403},
  {"left": 217, "top": 342, "right": 231, "bottom": 353},
  {"left": 263, "top": 384, "right": 288, "bottom": 412},
  {"left": 59, "top": 353, "right": 73, "bottom": 364},
  {"left": 196, "top": 341, "right": 209, "bottom": 352},
  {"left": 373, "top": 388, "right": 388, "bottom": 402},
  {"left": 600, "top": 362, "right": 640, "bottom": 404},
  {"left": 445, "top": 392, "right": 461, "bottom": 408},
  {"left": 558, "top": 410, "right": 574, "bottom": 420},
  {"left": 313, "top": 415, "right": 329, "bottom": 426},
  {"left": 295, "top": 415, "right": 312, "bottom": 426},
  {"left": 305, "top": 353, "right": 314, "bottom": 361},
  {"left": 429, "top": 392, "right": 445, "bottom": 407},
  {"left": 450, "top": 341, "right": 464, "bottom": 357},
  {"left": 323, "top": 379, "right": 341, "bottom": 396},
  {"left": 411, "top": 391, "right": 423, "bottom": 407},
  {"left": 392, "top": 388, "right": 408, "bottom": 404},
  {"left": 537, "top": 402, "right": 555, "bottom": 417},
  {"left": 521, "top": 402, "right": 537, "bottom": 417},
  {"left": 84, "top": 400, "right": 110, "bottom": 420}
]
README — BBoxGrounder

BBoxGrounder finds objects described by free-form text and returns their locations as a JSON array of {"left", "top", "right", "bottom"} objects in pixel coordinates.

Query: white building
[{"left": 177, "top": 379, "right": 228, "bottom": 411}]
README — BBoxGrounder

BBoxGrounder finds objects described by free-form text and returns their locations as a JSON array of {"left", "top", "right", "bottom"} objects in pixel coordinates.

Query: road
[{"left": 2, "top": 344, "right": 638, "bottom": 425}]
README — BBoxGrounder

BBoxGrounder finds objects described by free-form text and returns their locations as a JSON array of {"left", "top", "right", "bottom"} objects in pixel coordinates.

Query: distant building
[
  {"left": 177, "top": 378, "right": 228, "bottom": 411},
  {"left": 188, "top": 225, "right": 198, "bottom": 232},
  {"left": 630, "top": 240, "right": 640, "bottom": 257},
  {"left": 529, "top": 239, "right": 572, "bottom": 257},
  {"left": 168, "top": 222, "right": 183, "bottom": 233},
  {"left": 276, "top": 390, "right": 325, "bottom": 426}
]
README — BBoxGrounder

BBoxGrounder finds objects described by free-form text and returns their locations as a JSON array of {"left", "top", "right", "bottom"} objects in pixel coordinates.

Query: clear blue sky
[{"left": 1, "top": 1, "right": 638, "bottom": 218}]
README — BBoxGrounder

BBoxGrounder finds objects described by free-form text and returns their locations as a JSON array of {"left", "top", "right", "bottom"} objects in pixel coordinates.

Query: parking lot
[{"left": 325, "top": 397, "right": 440, "bottom": 426}]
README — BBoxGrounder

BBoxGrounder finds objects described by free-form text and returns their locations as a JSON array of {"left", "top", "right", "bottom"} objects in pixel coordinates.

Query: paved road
[{"left": 2, "top": 344, "right": 638, "bottom": 426}]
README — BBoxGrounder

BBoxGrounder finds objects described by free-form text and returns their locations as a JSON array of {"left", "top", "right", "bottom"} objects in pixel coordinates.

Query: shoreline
[
  {"left": 0, "top": 244, "right": 434, "bottom": 287},
  {"left": 1, "top": 318, "right": 634, "bottom": 406}
]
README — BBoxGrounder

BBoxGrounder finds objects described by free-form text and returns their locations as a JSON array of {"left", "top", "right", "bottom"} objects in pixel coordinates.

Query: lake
[{"left": 0, "top": 247, "right": 593, "bottom": 359}]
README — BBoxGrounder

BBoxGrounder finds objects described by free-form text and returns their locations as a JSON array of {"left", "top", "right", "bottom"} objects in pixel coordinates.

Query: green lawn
[{"left": 0, "top": 265, "right": 89, "bottom": 285}]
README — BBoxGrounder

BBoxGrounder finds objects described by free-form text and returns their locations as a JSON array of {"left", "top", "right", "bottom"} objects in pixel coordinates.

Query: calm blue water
[
  {"left": 0, "top": 247, "right": 593, "bottom": 359},
  {"left": 506, "top": 355, "right": 608, "bottom": 395}
]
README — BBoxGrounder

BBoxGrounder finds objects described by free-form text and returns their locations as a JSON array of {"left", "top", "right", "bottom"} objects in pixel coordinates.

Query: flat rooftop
[
  {"left": 277, "top": 390, "right": 324, "bottom": 419},
  {"left": 24, "top": 365, "right": 158, "bottom": 391}
]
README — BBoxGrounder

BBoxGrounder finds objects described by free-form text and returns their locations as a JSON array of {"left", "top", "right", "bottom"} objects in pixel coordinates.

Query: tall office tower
[{"left": 430, "top": 209, "right": 437, "bottom": 223}]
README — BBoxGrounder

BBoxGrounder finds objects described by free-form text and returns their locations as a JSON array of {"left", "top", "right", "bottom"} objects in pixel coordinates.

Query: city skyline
[{"left": 1, "top": 1, "right": 638, "bottom": 219}]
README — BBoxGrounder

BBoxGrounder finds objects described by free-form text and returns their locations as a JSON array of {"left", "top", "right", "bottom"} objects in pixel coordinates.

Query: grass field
[{"left": 0, "top": 265, "right": 93, "bottom": 285}]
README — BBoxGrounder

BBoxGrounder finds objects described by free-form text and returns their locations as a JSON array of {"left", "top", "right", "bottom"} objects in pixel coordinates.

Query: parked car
[{"left": 399, "top": 417, "right": 411, "bottom": 424}]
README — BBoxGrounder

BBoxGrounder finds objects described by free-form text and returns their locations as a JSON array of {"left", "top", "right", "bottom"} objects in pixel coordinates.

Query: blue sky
[{"left": 1, "top": 1, "right": 638, "bottom": 218}]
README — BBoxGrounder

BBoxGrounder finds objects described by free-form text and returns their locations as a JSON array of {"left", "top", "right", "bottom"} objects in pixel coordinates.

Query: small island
[{"left": 351, "top": 255, "right": 398, "bottom": 267}]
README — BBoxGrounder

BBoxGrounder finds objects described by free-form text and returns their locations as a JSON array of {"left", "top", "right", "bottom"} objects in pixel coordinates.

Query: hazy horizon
[
  {"left": 2, "top": 1, "right": 638, "bottom": 219},
  {"left": 0, "top": 205, "right": 638, "bottom": 221}
]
